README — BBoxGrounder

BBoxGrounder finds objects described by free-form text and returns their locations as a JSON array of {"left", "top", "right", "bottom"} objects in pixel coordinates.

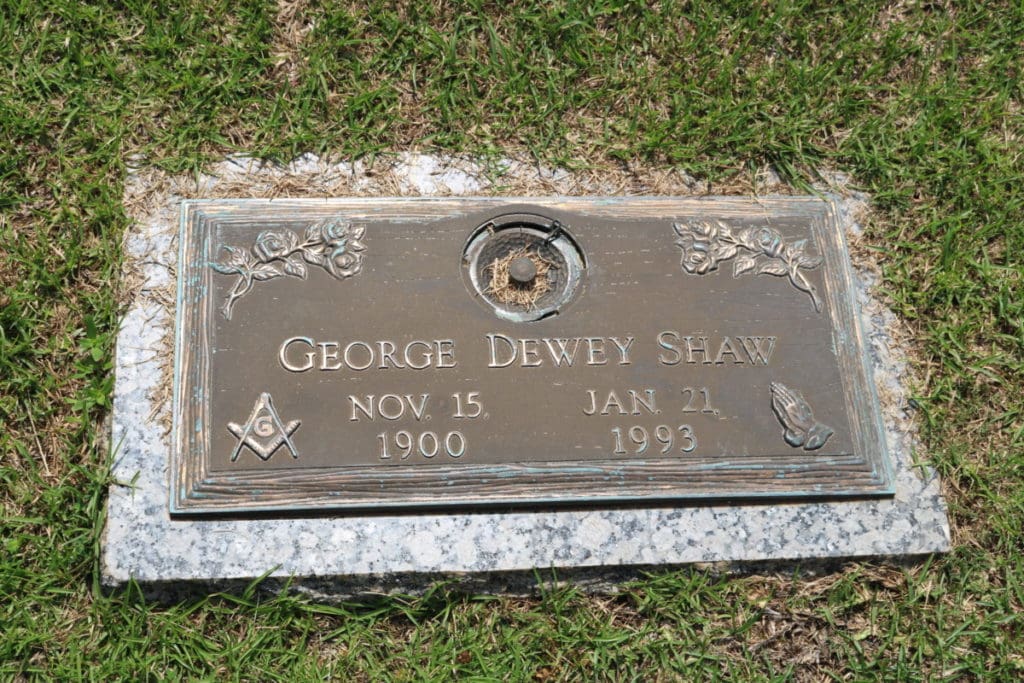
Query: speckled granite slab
[{"left": 102, "top": 157, "right": 949, "bottom": 600}]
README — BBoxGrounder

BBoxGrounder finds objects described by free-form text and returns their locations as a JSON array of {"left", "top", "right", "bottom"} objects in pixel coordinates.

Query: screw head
[{"left": 508, "top": 256, "right": 538, "bottom": 285}]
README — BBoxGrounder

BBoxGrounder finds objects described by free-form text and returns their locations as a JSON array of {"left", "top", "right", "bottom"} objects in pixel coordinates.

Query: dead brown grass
[{"left": 271, "top": 0, "right": 316, "bottom": 87}]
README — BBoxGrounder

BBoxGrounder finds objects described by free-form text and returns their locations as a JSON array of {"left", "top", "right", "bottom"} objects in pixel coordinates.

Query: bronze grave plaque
[{"left": 171, "top": 198, "right": 893, "bottom": 514}]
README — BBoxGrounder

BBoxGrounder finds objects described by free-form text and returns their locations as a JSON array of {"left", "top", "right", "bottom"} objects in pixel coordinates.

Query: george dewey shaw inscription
[{"left": 170, "top": 198, "right": 893, "bottom": 514}]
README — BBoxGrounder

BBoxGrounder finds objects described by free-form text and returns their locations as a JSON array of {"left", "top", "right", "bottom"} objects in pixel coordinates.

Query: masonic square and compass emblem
[{"left": 227, "top": 393, "right": 301, "bottom": 462}]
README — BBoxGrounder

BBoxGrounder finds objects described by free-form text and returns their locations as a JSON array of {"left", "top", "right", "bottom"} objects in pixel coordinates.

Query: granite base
[{"left": 102, "top": 156, "right": 949, "bottom": 600}]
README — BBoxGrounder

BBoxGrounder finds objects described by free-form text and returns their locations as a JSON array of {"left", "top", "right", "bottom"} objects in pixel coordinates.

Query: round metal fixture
[
  {"left": 462, "top": 212, "right": 586, "bottom": 322},
  {"left": 508, "top": 256, "right": 538, "bottom": 285}
]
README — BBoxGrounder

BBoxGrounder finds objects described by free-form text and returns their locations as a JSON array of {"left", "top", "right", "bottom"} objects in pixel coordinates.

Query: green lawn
[{"left": 2, "top": 1, "right": 1022, "bottom": 679}]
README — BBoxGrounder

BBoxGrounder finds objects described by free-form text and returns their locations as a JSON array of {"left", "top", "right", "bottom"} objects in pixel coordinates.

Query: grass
[{"left": 1, "top": 0, "right": 1022, "bottom": 679}]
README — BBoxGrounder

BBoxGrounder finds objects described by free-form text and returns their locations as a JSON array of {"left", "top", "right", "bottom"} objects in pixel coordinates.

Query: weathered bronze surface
[{"left": 171, "top": 198, "right": 893, "bottom": 514}]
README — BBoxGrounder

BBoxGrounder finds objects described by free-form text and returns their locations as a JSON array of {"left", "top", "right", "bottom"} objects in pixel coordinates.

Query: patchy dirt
[{"left": 271, "top": 0, "right": 317, "bottom": 87}]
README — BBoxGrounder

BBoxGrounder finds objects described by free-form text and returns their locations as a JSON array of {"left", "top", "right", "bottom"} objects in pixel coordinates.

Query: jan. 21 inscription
[{"left": 171, "top": 198, "right": 892, "bottom": 513}]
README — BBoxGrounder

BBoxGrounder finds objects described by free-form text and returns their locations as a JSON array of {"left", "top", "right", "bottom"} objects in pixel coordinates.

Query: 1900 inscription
[{"left": 170, "top": 198, "right": 893, "bottom": 514}]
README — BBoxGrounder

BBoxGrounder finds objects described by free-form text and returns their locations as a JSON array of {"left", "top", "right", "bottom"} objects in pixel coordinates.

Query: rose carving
[
  {"left": 253, "top": 230, "right": 299, "bottom": 262},
  {"left": 323, "top": 224, "right": 366, "bottom": 278},
  {"left": 753, "top": 227, "right": 786, "bottom": 258},
  {"left": 672, "top": 220, "right": 825, "bottom": 312},
  {"left": 677, "top": 233, "right": 719, "bottom": 274},
  {"left": 210, "top": 218, "right": 366, "bottom": 320}
]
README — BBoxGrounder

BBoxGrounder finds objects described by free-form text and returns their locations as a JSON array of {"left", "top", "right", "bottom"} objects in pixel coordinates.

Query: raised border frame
[{"left": 170, "top": 197, "right": 894, "bottom": 514}]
